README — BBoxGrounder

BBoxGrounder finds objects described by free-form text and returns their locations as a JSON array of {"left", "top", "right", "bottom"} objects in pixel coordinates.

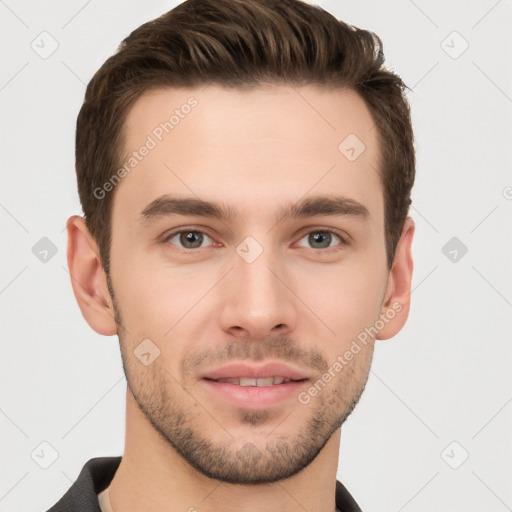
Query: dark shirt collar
[{"left": 47, "top": 456, "right": 362, "bottom": 512}]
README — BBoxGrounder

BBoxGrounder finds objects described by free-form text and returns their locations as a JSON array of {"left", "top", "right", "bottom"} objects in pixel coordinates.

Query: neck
[{"left": 108, "top": 389, "right": 341, "bottom": 512}]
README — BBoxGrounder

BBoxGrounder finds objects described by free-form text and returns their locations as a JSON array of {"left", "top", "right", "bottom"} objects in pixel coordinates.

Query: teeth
[
  {"left": 215, "top": 377, "right": 292, "bottom": 386},
  {"left": 240, "top": 377, "right": 257, "bottom": 386},
  {"left": 217, "top": 378, "right": 243, "bottom": 385}
]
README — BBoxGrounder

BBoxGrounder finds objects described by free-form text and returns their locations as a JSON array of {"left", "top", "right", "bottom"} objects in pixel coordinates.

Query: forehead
[{"left": 114, "top": 84, "right": 382, "bottom": 226}]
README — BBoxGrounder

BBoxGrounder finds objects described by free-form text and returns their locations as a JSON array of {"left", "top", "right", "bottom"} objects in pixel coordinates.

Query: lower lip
[{"left": 201, "top": 379, "right": 308, "bottom": 409}]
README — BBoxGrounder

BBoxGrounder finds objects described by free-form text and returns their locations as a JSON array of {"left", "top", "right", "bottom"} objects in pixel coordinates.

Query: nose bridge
[{"left": 219, "top": 235, "right": 296, "bottom": 337}]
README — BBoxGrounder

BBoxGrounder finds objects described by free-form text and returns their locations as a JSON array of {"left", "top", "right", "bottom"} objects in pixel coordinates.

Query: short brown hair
[{"left": 76, "top": 0, "right": 415, "bottom": 275}]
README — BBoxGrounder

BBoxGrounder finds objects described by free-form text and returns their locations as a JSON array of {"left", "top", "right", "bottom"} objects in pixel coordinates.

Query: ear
[
  {"left": 66, "top": 215, "right": 117, "bottom": 336},
  {"left": 376, "top": 216, "right": 415, "bottom": 340}
]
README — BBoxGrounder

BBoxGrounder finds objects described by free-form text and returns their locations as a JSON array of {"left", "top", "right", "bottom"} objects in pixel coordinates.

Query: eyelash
[{"left": 162, "top": 227, "right": 348, "bottom": 252}]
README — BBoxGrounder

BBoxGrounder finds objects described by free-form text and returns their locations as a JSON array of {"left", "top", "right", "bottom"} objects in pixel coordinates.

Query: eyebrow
[{"left": 137, "top": 194, "right": 369, "bottom": 226}]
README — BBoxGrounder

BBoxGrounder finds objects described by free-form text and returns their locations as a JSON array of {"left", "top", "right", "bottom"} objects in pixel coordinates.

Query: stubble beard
[{"left": 109, "top": 280, "right": 373, "bottom": 485}]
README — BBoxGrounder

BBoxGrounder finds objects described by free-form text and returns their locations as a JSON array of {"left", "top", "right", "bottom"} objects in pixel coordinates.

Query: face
[{"left": 105, "top": 85, "right": 393, "bottom": 483}]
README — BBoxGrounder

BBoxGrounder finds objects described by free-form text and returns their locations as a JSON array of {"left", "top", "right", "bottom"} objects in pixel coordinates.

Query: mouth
[
  {"left": 201, "top": 377, "right": 309, "bottom": 409},
  {"left": 200, "top": 361, "right": 310, "bottom": 410},
  {"left": 204, "top": 376, "right": 307, "bottom": 386},
  {"left": 201, "top": 361, "right": 309, "bottom": 382},
  {"left": 199, "top": 362, "right": 310, "bottom": 408}
]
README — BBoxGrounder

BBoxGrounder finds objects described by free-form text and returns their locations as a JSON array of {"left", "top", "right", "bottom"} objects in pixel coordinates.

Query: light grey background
[{"left": 1, "top": 1, "right": 511, "bottom": 511}]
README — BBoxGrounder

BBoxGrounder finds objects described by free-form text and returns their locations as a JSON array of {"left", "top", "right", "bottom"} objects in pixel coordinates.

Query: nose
[{"left": 219, "top": 243, "right": 298, "bottom": 340}]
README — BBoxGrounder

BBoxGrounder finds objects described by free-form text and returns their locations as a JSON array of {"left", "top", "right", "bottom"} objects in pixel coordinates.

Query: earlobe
[
  {"left": 377, "top": 217, "right": 415, "bottom": 340},
  {"left": 66, "top": 215, "right": 118, "bottom": 336}
]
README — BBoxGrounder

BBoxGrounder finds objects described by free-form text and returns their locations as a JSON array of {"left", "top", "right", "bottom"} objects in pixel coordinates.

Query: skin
[{"left": 67, "top": 84, "right": 414, "bottom": 512}]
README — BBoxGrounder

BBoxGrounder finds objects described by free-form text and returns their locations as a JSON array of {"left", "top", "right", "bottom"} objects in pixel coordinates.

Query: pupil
[
  {"left": 310, "top": 232, "right": 331, "bottom": 248},
  {"left": 181, "top": 231, "right": 203, "bottom": 248}
]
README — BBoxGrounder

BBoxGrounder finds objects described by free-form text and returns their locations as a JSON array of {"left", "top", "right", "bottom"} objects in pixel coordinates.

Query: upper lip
[{"left": 201, "top": 362, "right": 309, "bottom": 381}]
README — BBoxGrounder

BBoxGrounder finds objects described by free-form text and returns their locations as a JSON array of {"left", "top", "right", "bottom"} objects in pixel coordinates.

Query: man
[{"left": 49, "top": 0, "right": 415, "bottom": 510}]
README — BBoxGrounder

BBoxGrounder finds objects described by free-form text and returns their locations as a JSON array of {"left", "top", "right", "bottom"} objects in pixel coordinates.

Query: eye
[
  {"left": 296, "top": 229, "right": 345, "bottom": 250},
  {"left": 162, "top": 228, "right": 346, "bottom": 252},
  {"left": 165, "top": 229, "right": 214, "bottom": 249}
]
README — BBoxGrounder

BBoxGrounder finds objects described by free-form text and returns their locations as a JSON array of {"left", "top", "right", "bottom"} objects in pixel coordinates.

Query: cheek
[
  {"left": 119, "top": 277, "right": 184, "bottom": 336},
  {"left": 293, "top": 257, "right": 388, "bottom": 341},
  {"left": 109, "top": 246, "right": 173, "bottom": 333},
  {"left": 111, "top": 252, "right": 219, "bottom": 362}
]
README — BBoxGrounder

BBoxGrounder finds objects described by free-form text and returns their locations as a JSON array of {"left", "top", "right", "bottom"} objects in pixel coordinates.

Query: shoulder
[
  {"left": 45, "top": 456, "right": 122, "bottom": 512},
  {"left": 335, "top": 479, "right": 363, "bottom": 512}
]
